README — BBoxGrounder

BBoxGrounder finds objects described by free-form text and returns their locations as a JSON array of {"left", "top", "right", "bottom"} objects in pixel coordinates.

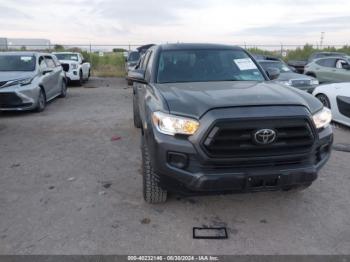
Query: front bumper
[
  {"left": 145, "top": 106, "right": 333, "bottom": 194},
  {"left": 292, "top": 84, "right": 318, "bottom": 94},
  {"left": 0, "top": 84, "right": 39, "bottom": 111},
  {"left": 66, "top": 71, "right": 80, "bottom": 81}
]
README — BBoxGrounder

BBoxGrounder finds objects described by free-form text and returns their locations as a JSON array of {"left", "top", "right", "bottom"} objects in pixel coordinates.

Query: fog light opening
[{"left": 167, "top": 152, "right": 188, "bottom": 169}]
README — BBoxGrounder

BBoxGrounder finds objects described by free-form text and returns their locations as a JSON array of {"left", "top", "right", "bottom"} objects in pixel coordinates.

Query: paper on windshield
[
  {"left": 234, "top": 58, "right": 257, "bottom": 70},
  {"left": 20, "top": 56, "right": 33, "bottom": 62}
]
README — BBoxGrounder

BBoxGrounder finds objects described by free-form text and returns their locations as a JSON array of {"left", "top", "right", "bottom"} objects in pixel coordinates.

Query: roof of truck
[{"left": 157, "top": 43, "right": 243, "bottom": 51}]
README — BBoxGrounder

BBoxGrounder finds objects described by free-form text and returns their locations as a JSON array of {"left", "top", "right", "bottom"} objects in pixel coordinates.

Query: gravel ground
[{"left": 0, "top": 77, "right": 349, "bottom": 255}]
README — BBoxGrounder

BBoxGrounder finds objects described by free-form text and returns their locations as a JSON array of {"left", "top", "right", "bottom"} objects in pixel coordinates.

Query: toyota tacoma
[{"left": 130, "top": 44, "right": 333, "bottom": 204}]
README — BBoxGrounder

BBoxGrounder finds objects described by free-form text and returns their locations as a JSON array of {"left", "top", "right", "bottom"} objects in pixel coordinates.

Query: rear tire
[
  {"left": 316, "top": 94, "right": 331, "bottom": 109},
  {"left": 133, "top": 95, "right": 142, "bottom": 128},
  {"left": 35, "top": 89, "right": 46, "bottom": 112},
  {"left": 142, "top": 135, "right": 167, "bottom": 204}
]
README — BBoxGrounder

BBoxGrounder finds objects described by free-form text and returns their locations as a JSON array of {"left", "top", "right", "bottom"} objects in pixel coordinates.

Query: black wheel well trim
[
  {"left": 306, "top": 72, "right": 316, "bottom": 77},
  {"left": 315, "top": 93, "right": 331, "bottom": 108},
  {"left": 38, "top": 85, "right": 46, "bottom": 98}
]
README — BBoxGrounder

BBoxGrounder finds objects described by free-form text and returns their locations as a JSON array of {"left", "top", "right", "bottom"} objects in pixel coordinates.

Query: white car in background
[
  {"left": 53, "top": 52, "right": 90, "bottom": 86},
  {"left": 313, "top": 82, "right": 350, "bottom": 127}
]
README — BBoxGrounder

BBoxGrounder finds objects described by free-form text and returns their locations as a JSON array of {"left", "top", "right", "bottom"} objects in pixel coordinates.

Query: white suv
[{"left": 53, "top": 52, "right": 90, "bottom": 85}]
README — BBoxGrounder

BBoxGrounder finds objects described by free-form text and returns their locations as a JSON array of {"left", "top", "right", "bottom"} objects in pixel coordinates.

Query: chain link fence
[{"left": 1, "top": 43, "right": 349, "bottom": 77}]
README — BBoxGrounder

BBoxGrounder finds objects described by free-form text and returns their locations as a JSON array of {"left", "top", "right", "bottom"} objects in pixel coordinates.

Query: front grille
[
  {"left": 202, "top": 118, "right": 315, "bottom": 158},
  {"left": 0, "top": 92, "right": 23, "bottom": 107},
  {"left": 61, "top": 63, "right": 70, "bottom": 72},
  {"left": 290, "top": 79, "right": 311, "bottom": 87},
  {"left": 337, "top": 96, "right": 350, "bottom": 118},
  {"left": 0, "top": 81, "right": 7, "bottom": 88}
]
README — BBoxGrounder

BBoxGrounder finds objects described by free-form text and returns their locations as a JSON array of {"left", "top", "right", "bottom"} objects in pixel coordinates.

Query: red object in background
[{"left": 111, "top": 136, "right": 122, "bottom": 141}]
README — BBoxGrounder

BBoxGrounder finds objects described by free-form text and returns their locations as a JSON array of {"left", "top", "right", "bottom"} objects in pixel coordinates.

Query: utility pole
[{"left": 320, "top": 32, "right": 325, "bottom": 49}]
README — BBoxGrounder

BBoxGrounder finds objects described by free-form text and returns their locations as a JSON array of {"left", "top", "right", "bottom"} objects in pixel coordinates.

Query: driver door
[{"left": 38, "top": 56, "right": 54, "bottom": 99}]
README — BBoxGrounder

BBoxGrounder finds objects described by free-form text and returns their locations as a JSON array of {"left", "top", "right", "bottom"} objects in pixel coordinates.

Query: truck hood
[
  {"left": 58, "top": 60, "right": 78, "bottom": 64},
  {"left": 0, "top": 71, "right": 36, "bottom": 82},
  {"left": 278, "top": 72, "right": 315, "bottom": 81},
  {"left": 155, "top": 81, "right": 323, "bottom": 118}
]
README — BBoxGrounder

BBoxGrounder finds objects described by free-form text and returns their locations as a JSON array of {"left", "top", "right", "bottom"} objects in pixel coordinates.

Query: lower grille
[
  {"left": 0, "top": 92, "right": 23, "bottom": 107},
  {"left": 291, "top": 79, "right": 311, "bottom": 87},
  {"left": 337, "top": 96, "right": 350, "bottom": 118},
  {"left": 203, "top": 118, "right": 315, "bottom": 158}
]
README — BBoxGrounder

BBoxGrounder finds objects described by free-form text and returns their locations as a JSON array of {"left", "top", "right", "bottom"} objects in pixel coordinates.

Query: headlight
[
  {"left": 279, "top": 80, "right": 292, "bottom": 86},
  {"left": 19, "top": 78, "right": 33, "bottom": 86},
  {"left": 71, "top": 64, "right": 78, "bottom": 70},
  {"left": 312, "top": 107, "right": 332, "bottom": 129},
  {"left": 310, "top": 79, "right": 319, "bottom": 85},
  {"left": 152, "top": 111, "right": 200, "bottom": 136}
]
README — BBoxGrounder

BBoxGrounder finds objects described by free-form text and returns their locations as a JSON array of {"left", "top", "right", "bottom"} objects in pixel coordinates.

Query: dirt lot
[{"left": 0, "top": 78, "right": 349, "bottom": 255}]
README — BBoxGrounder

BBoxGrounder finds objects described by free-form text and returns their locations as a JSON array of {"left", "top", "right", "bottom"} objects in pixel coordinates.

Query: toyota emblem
[{"left": 254, "top": 129, "right": 277, "bottom": 145}]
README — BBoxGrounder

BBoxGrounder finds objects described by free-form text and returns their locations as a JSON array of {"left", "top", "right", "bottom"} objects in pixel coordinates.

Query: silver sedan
[{"left": 0, "top": 52, "right": 67, "bottom": 112}]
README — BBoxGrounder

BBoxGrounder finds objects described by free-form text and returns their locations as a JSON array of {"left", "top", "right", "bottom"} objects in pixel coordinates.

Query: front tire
[
  {"left": 59, "top": 80, "right": 67, "bottom": 98},
  {"left": 77, "top": 71, "right": 83, "bottom": 86},
  {"left": 35, "top": 89, "right": 46, "bottom": 112},
  {"left": 133, "top": 95, "right": 142, "bottom": 128},
  {"left": 142, "top": 135, "right": 167, "bottom": 204},
  {"left": 316, "top": 94, "right": 331, "bottom": 109}
]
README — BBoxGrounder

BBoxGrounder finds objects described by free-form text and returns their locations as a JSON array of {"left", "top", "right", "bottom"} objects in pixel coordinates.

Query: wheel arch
[
  {"left": 305, "top": 71, "right": 317, "bottom": 78},
  {"left": 38, "top": 84, "right": 47, "bottom": 100}
]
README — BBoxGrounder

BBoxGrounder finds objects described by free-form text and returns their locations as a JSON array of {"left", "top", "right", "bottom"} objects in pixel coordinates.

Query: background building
[
  {"left": 0, "top": 38, "right": 51, "bottom": 50},
  {"left": 0, "top": 38, "right": 8, "bottom": 50}
]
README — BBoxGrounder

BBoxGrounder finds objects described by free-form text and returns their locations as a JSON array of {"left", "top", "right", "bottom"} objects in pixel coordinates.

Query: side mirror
[
  {"left": 61, "top": 64, "right": 69, "bottom": 72},
  {"left": 289, "top": 66, "right": 297, "bottom": 73},
  {"left": 266, "top": 68, "right": 280, "bottom": 80},
  {"left": 342, "top": 64, "right": 350, "bottom": 70},
  {"left": 82, "top": 59, "right": 87, "bottom": 64},
  {"left": 128, "top": 69, "right": 147, "bottom": 84}
]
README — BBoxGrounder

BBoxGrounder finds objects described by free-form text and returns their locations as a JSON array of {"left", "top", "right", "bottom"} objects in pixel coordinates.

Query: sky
[{"left": 0, "top": 0, "right": 350, "bottom": 46}]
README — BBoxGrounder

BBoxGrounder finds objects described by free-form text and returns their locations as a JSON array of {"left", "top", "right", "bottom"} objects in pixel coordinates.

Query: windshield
[
  {"left": 157, "top": 49, "right": 265, "bottom": 83},
  {"left": 128, "top": 52, "right": 140, "bottom": 62},
  {"left": 55, "top": 53, "right": 79, "bottom": 61},
  {"left": 0, "top": 55, "right": 36, "bottom": 71},
  {"left": 259, "top": 61, "right": 291, "bottom": 73}
]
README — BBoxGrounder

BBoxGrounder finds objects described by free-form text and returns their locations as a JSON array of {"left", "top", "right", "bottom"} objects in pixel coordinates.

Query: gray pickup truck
[{"left": 130, "top": 44, "right": 333, "bottom": 203}]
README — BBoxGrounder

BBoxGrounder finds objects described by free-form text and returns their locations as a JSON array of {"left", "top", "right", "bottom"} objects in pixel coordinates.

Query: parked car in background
[
  {"left": 137, "top": 44, "right": 155, "bottom": 55},
  {"left": 308, "top": 52, "right": 348, "bottom": 63},
  {"left": 125, "top": 51, "right": 141, "bottom": 85},
  {"left": 258, "top": 59, "right": 319, "bottom": 93},
  {"left": 313, "top": 82, "right": 350, "bottom": 127},
  {"left": 131, "top": 43, "right": 333, "bottom": 203},
  {"left": 288, "top": 52, "right": 348, "bottom": 74},
  {"left": 304, "top": 57, "right": 350, "bottom": 83},
  {"left": 0, "top": 52, "right": 67, "bottom": 112},
  {"left": 53, "top": 52, "right": 90, "bottom": 86}
]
